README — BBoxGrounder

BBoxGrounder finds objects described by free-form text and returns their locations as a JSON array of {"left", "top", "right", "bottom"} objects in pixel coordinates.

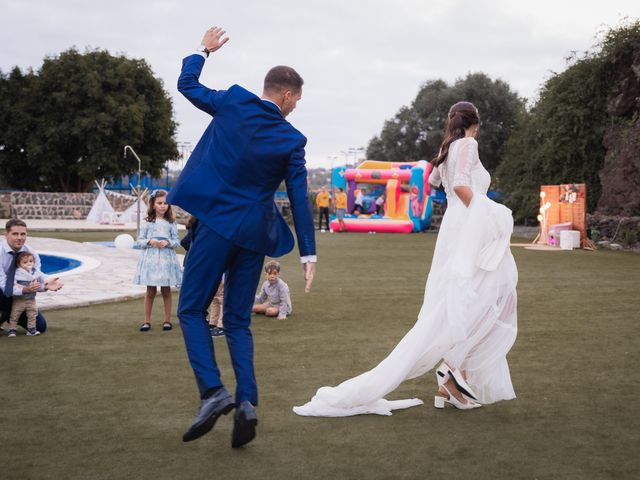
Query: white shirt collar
[{"left": 261, "top": 98, "right": 281, "bottom": 111}]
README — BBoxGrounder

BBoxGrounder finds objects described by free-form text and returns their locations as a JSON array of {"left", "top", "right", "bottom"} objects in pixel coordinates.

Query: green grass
[
  {"left": 2, "top": 232, "right": 639, "bottom": 480},
  {"left": 28, "top": 230, "right": 139, "bottom": 243}
]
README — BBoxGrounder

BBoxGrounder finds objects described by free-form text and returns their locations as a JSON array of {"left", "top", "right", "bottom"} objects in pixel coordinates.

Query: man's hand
[
  {"left": 303, "top": 262, "right": 316, "bottom": 293},
  {"left": 21, "top": 280, "right": 40, "bottom": 294},
  {"left": 201, "top": 26, "right": 229, "bottom": 53},
  {"left": 45, "top": 277, "right": 64, "bottom": 292}
]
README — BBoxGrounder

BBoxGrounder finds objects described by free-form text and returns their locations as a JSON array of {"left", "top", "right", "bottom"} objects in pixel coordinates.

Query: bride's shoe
[
  {"left": 434, "top": 385, "right": 481, "bottom": 410},
  {"left": 435, "top": 363, "right": 480, "bottom": 409},
  {"left": 435, "top": 362, "right": 480, "bottom": 403}
]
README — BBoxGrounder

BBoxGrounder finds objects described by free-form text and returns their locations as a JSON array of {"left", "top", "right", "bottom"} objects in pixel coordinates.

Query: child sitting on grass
[{"left": 252, "top": 260, "right": 292, "bottom": 320}]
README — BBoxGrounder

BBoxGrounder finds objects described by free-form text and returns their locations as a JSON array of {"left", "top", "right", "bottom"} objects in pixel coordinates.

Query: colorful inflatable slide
[{"left": 330, "top": 160, "right": 433, "bottom": 233}]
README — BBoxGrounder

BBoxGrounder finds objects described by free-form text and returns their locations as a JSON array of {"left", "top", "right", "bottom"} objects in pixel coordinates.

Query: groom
[{"left": 168, "top": 27, "right": 316, "bottom": 448}]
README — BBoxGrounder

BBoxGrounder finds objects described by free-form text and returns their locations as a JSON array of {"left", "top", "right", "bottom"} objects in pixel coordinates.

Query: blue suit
[{"left": 168, "top": 54, "right": 315, "bottom": 405}]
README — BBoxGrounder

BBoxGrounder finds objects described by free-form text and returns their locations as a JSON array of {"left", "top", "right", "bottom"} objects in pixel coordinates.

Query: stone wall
[
  {"left": 597, "top": 41, "right": 640, "bottom": 216},
  {"left": 10, "top": 192, "right": 96, "bottom": 219},
  {"left": 5, "top": 190, "right": 143, "bottom": 220},
  {"left": 104, "top": 191, "right": 137, "bottom": 212},
  {"left": 4, "top": 190, "right": 270, "bottom": 224},
  {"left": 0, "top": 192, "right": 12, "bottom": 218},
  {"left": 587, "top": 213, "right": 640, "bottom": 247}
]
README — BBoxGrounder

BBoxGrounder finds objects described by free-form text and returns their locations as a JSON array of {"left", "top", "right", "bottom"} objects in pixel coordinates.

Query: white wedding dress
[{"left": 294, "top": 137, "right": 518, "bottom": 417}]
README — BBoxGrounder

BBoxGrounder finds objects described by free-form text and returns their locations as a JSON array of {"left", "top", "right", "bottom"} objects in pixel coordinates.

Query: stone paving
[{"left": 25, "top": 235, "right": 183, "bottom": 311}]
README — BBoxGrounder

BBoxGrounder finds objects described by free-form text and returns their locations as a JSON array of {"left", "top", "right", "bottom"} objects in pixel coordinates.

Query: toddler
[
  {"left": 8, "top": 252, "right": 45, "bottom": 337},
  {"left": 252, "top": 260, "right": 292, "bottom": 320}
]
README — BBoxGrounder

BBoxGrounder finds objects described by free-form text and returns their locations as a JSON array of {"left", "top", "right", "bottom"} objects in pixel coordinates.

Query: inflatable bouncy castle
[{"left": 330, "top": 160, "right": 433, "bottom": 233}]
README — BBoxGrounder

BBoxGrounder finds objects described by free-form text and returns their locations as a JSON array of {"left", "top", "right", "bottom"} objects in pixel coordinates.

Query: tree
[
  {"left": 496, "top": 56, "right": 608, "bottom": 221},
  {"left": 0, "top": 48, "right": 178, "bottom": 192},
  {"left": 366, "top": 73, "right": 525, "bottom": 174},
  {"left": 497, "top": 20, "right": 640, "bottom": 221},
  {"left": 0, "top": 67, "right": 37, "bottom": 188}
]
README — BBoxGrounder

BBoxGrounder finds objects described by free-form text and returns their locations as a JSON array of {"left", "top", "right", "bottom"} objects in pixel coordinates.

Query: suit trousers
[{"left": 178, "top": 222, "right": 264, "bottom": 405}]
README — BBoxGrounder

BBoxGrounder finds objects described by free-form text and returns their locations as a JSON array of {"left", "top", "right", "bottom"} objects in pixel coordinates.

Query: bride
[{"left": 294, "top": 101, "right": 518, "bottom": 417}]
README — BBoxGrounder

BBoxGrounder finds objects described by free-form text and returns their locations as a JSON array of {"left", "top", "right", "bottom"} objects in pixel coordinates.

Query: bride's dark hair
[{"left": 431, "top": 101, "right": 480, "bottom": 167}]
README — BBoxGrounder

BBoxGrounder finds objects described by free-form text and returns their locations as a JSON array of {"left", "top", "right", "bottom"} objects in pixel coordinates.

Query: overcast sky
[{"left": 1, "top": 0, "right": 639, "bottom": 168}]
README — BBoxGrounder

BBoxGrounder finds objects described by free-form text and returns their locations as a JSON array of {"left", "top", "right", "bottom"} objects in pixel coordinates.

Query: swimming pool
[
  {"left": 90, "top": 241, "right": 116, "bottom": 248},
  {"left": 37, "top": 251, "right": 101, "bottom": 277},
  {"left": 40, "top": 254, "right": 82, "bottom": 274}
]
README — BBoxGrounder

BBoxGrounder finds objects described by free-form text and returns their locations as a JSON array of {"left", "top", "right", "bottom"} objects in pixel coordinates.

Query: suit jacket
[{"left": 168, "top": 54, "right": 315, "bottom": 258}]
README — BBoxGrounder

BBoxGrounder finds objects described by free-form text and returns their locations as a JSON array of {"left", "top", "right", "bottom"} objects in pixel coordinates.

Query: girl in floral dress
[{"left": 133, "top": 190, "right": 183, "bottom": 332}]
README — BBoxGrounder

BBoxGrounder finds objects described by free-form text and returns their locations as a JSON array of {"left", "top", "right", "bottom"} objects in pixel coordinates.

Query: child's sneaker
[
  {"left": 210, "top": 326, "right": 225, "bottom": 337},
  {"left": 8, "top": 329, "right": 17, "bottom": 338},
  {"left": 26, "top": 328, "right": 40, "bottom": 336}
]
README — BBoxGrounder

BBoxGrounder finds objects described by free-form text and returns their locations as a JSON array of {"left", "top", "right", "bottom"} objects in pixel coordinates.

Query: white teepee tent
[
  {"left": 121, "top": 186, "right": 148, "bottom": 224},
  {"left": 87, "top": 180, "right": 116, "bottom": 223}
]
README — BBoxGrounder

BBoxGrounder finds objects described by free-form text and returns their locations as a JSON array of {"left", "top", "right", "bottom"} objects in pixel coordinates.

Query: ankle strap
[{"left": 436, "top": 364, "right": 451, "bottom": 386}]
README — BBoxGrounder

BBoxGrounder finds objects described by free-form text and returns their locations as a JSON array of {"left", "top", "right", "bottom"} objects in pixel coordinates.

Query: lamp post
[
  {"left": 538, "top": 191, "right": 552, "bottom": 245},
  {"left": 176, "top": 141, "right": 192, "bottom": 170},
  {"left": 347, "top": 146, "right": 365, "bottom": 167},
  {"left": 124, "top": 145, "right": 143, "bottom": 237},
  {"left": 339, "top": 150, "right": 349, "bottom": 168},
  {"left": 328, "top": 155, "right": 338, "bottom": 193},
  {"left": 340, "top": 147, "right": 365, "bottom": 168}
]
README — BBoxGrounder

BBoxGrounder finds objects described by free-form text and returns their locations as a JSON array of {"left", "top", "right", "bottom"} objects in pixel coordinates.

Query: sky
[{"left": 1, "top": 0, "right": 639, "bottom": 169}]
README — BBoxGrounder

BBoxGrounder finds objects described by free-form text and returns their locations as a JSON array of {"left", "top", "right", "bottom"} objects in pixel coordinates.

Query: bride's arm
[
  {"left": 454, "top": 185, "right": 473, "bottom": 207},
  {"left": 428, "top": 165, "right": 441, "bottom": 188}
]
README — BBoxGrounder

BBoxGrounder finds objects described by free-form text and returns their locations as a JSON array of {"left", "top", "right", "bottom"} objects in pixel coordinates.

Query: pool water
[
  {"left": 40, "top": 254, "right": 83, "bottom": 275},
  {"left": 90, "top": 241, "right": 115, "bottom": 248}
]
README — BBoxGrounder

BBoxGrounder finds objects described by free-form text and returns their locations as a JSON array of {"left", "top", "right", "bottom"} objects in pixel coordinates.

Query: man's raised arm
[{"left": 177, "top": 26, "right": 231, "bottom": 116}]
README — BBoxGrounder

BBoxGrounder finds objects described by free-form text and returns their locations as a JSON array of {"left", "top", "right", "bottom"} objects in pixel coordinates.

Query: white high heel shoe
[
  {"left": 435, "top": 361, "right": 480, "bottom": 403},
  {"left": 434, "top": 385, "right": 481, "bottom": 410}
]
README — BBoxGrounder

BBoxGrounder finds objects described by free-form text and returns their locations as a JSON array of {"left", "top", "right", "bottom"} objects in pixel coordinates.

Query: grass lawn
[{"left": 2, "top": 232, "right": 639, "bottom": 480}]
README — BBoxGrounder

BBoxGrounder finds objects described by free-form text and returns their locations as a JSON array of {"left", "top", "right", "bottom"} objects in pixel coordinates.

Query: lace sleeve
[
  {"left": 428, "top": 165, "right": 442, "bottom": 187},
  {"left": 452, "top": 138, "right": 478, "bottom": 188},
  {"left": 135, "top": 221, "right": 151, "bottom": 248},
  {"left": 168, "top": 222, "right": 180, "bottom": 249}
]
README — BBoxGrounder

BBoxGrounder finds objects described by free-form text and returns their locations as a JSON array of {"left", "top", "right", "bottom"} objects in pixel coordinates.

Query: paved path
[{"left": 26, "top": 237, "right": 183, "bottom": 311}]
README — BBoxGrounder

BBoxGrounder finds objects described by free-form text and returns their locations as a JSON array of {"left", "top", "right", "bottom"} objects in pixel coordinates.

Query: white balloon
[{"left": 114, "top": 233, "right": 135, "bottom": 249}]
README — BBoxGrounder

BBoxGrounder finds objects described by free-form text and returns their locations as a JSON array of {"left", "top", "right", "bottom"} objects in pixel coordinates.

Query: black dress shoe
[
  {"left": 231, "top": 400, "right": 258, "bottom": 448},
  {"left": 182, "top": 388, "right": 235, "bottom": 442}
]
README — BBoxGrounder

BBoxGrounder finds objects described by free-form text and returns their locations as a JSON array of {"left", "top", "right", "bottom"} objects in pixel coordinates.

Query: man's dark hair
[
  {"left": 6, "top": 218, "right": 27, "bottom": 232},
  {"left": 263, "top": 66, "right": 303, "bottom": 93}
]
